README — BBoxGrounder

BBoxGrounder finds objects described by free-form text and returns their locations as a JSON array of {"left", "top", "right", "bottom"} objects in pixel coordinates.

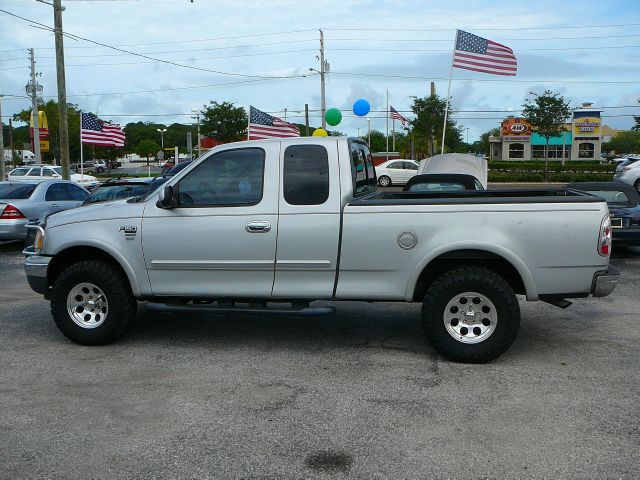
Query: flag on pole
[
  {"left": 81, "top": 113, "right": 126, "bottom": 147},
  {"left": 390, "top": 106, "right": 408, "bottom": 127},
  {"left": 248, "top": 106, "right": 300, "bottom": 140},
  {"left": 452, "top": 30, "right": 517, "bottom": 76}
]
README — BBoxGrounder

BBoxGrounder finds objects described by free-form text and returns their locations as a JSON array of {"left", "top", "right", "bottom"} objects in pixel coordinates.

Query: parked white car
[
  {"left": 8, "top": 165, "right": 100, "bottom": 190},
  {"left": 614, "top": 158, "right": 640, "bottom": 192},
  {"left": 375, "top": 159, "right": 419, "bottom": 186}
]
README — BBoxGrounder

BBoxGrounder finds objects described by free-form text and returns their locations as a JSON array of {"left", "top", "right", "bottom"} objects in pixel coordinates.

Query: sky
[{"left": 1, "top": 0, "right": 639, "bottom": 143}]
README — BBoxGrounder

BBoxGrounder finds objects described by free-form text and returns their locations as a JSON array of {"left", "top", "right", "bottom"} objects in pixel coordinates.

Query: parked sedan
[
  {"left": 375, "top": 159, "right": 419, "bottom": 187},
  {"left": 0, "top": 180, "right": 88, "bottom": 241},
  {"left": 8, "top": 165, "right": 100, "bottom": 190},
  {"left": 567, "top": 181, "right": 640, "bottom": 246}
]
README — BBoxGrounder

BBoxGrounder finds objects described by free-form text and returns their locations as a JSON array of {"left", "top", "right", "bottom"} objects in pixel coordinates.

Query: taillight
[
  {"left": 0, "top": 204, "right": 26, "bottom": 219},
  {"left": 598, "top": 215, "right": 612, "bottom": 256}
]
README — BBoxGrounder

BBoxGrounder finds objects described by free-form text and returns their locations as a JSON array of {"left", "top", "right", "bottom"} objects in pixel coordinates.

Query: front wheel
[
  {"left": 421, "top": 267, "right": 520, "bottom": 363},
  {"left": 50, "top": 260, "right": 137, "bottom": 345},
  {"left": 378, "top": 175, "right": 391, "bottom": 187}
]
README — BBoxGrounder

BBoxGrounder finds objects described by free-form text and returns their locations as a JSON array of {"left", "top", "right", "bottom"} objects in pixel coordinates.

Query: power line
[
  {"left": 324, "top": 23, "right": 640, "bottom": 32},
  {"left": 0, "top": 9, "right": 310, "bottom": 79},
  {"left": 326, "top": 45, "right": 640, "bottom": 53},
  {"left": 326, "top": 33, "right": 640, "bottom": 42}
]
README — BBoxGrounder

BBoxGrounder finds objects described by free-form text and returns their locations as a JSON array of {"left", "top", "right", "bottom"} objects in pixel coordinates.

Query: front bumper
[
  {"left": 591, "top": 265, "right": 620, "bottom": 298},
  {"left": 24, "top": 254, "right": 52, "bottom": 296}
]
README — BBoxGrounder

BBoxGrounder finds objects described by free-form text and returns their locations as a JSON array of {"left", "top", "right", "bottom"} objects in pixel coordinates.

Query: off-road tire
[
  {"left": 50, "top": 260, "right": 137, "bottom": 345},
  {"left": 421, "top": 266, "right": 520, "bottom": 363}
]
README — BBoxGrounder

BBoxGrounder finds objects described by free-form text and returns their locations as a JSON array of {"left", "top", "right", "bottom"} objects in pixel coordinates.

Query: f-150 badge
[{"left": 119, "top": 226, "right": 137, "bottom": 239}]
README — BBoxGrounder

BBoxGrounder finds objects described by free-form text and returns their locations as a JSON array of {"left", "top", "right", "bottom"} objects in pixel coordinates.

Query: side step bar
[{"left": 144, "top": 301, "right": 335, "bottom": 316}]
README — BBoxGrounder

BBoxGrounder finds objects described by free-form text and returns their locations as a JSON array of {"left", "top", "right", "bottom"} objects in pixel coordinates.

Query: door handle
[
  {"left": 245, "top": 221, "right": 271, "bottom": 233},
  {"left": 49, "top": 203, "right": 59, "bottom": 208}
]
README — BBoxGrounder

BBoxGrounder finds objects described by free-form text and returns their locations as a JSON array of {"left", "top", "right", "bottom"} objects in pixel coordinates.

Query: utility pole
[
  {"left": 192, "top": 109, "right": 201, "bottom": 156},
  {"left": 53, "top": 0, "right": 70, "bottom": 179},
  {"left": 283, "top": 108, "right": 287, "bottom": 122},
  {"left": 27, "top": 48, "right": 42, "bottom": 164},
  {"left": 0, "top": 95, "right": 5, "bottom": 180},
  {"left": 319, "top": 29, "right": 327, "bottom": 130},
  {"left": 304, "top": 103, "right": 309, "bottom": 136},
  {"left": 367, "top": 117, "right": 371, "bottom": 146}
]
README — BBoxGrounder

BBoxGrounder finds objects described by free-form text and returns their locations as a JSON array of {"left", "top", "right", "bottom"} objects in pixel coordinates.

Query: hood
[
  {"left": 418, "top": 153, "right": 488, "bottom": 188},
  {"left": 609, "top": 204, "right": 640, "bottom": 218},
  {"left": 45, "top": 197, "right": 146, "bottom": 229},
  {"left": 71, "top": 173, "right": 97, "bottom": 182}
]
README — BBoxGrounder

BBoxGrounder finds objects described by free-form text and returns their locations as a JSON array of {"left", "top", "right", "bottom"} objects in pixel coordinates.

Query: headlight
[{"left": 34, "top": 226, "right": 45, "bottom": 254}]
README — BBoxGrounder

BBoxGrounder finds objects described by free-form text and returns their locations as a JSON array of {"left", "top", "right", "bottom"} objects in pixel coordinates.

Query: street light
[
  {"left": 191, "top": 109, "right": 201, "bottom": 156},
  {"left": 156, "top": 128, "right": 167, "bottom": 149}
]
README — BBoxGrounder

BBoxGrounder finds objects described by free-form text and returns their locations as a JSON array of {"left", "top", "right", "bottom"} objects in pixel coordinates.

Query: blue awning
[{"left": 531, "top": 131, "right": 572, "bottom": 146}]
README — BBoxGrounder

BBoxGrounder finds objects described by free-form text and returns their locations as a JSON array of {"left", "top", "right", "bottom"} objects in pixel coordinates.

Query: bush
[
  {"left": 488, "top": 170, "right": 614, "bottom": 183},
  {"left": 488, "top": 160, "right": 615, "bottom": 175}
]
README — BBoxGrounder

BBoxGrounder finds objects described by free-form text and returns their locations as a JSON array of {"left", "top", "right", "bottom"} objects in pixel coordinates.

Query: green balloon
[{"left": 325, "top": 108, "right": 342, "bottom": 126}]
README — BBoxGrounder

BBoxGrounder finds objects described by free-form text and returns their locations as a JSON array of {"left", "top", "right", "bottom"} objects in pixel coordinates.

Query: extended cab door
[
  {"left": 272, "top": 142, "right": 341, "bottom": 298},
  {"left": 141, "top": 144, "right": 280, "bottom": 297}
]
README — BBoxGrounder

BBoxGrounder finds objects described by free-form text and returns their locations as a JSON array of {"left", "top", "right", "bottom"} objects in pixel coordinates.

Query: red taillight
[
  {"left": 0, "top": 204, "right": 26, "bottom": 220},
  {"left": 598, "top": 215, "right": 612, "bottom": 257}
]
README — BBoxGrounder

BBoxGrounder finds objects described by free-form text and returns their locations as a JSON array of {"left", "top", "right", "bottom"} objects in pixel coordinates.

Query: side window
[
  {"left": 350, "top": 144, "right": 367, "bottom": 195},
  {"left": 387, "top": 162, "right": 402, "bottom": 169},
  {"left": 283, "top": 145, "right": 329, "bottom": 205},
  {"left": 404, "top": 161, "right": 419, "bottom": 170},
  {"left": 46, "top": 183, "right": 70, "bottom": 201},
  {"left": 66, "top": 184, "right": 88, "bottom": 201},
  {"left": 176, "top": 148, "right": 265, "bottom": 207},
  {"left": 361, "top": 145, "right": 377, "bottom": 190},
  {"left": 27, "top": 168, "right": 42, "bottom": 177},
  {"left": 11, "top": 168, "right": 29, "bottom": 176},
  {"left": 42, "top": 168, "right": 56, "bottom": 177}
]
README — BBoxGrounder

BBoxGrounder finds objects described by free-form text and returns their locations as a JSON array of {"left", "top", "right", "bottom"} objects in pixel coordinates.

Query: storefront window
[
  {"left": 508, "top": 143, "right": 524, "bottom": 159},
  {"left": 578, "top": 142, "right": 595, "bottom": 158},
  {"left": 532, "top": 145, "right": 569, "bottom": 159}
]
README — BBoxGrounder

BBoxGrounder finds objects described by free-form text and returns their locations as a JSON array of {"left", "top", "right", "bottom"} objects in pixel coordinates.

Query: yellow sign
[
  {"left": 40, "top": 140, "right": 50, "bottom": 152},
  {"left": 573, "top": 116, "right": 600, "bottom": 137}
]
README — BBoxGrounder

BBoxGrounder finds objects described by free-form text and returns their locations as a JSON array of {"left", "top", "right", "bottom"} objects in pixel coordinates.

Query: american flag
[
  {"left": 453, "top": 30, "right": 517, "bottom": 76},
  {"left": 81, "top": 113, "right": 126, "bottom": 147},
  {"left": 390, "top": 106, "right": 408, "bottom": 127},
  {"left": 248, "top": 106, "right": 300, "bottom": 140}
]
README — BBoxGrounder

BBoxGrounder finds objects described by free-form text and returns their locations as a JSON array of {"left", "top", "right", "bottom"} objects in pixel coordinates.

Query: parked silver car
[{"left": 0, "top": 180, "right": 88, "bottom": 241}]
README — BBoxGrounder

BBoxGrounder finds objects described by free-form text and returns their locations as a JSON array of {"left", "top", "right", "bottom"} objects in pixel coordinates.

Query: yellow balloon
[{"left": 312, "top": 128, "right": 328, "bottom": 137}]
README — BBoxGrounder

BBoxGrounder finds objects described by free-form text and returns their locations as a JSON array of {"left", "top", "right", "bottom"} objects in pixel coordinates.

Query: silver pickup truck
[{"left": 24, "top": 137, "right": 619, "bottom": 362}]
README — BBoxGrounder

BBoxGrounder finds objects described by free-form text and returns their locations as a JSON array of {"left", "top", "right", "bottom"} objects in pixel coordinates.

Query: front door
[{"left": 141, "top": 144, "right": 280, "bottom": 298}]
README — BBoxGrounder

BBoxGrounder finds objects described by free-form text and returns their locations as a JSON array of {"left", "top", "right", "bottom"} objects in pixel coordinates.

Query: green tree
[
  {"left": 200, "top": 101, "right": 247, "bottom": 143},
  {"left": 136, "top": 139, "right": 160, "bottom": 160},
  {"left": 477, "top": 128, "right": 500, "bottom": 156},
  {"left": 522, "top": 90, "right": 571, "bottom": 177},
  {"left": 409, "top": 94, "right": 462, "bottom": 157},
  {"left": 602, "top": 131, "right": 640, "bottom": 154}
]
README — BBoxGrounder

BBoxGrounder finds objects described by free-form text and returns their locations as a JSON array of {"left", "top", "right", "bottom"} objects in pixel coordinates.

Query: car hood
[
  {"left": 46, "top": 198, "right": 146, "bottom": 229},
  {"left": 71, "top": 173, "right": 97, "bottom": 182}
]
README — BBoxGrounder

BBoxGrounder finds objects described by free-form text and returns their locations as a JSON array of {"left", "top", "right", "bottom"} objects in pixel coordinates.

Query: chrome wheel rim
[
  {"left": 444, "top": 292, "right": 497, "bottom": 344},
  {"left": 66, "top": 282, "right": 108, "bottom": 329}
]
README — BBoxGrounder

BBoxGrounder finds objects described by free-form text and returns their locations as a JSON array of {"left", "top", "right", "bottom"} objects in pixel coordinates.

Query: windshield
[
  {"left": 84, "top": 184, "right": 150, "bottom": 204},
  {"left": 408, "top": 182, "right": 467, "bottom": 192},
  {"left": 0, "top": 183, "right": 37, "bottom": 199}
]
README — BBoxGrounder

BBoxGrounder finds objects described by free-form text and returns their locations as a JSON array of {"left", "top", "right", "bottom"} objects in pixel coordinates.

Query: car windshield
[
  {"left": 408, "top": 182, "right": 467, "bottom": 192},
  {"left": 0, "top": 183, "right": 37, "bottom": 199},
  {"left": 84, "top": 184, "right": 149, "bottom": 204},
  {"left": 583, "top": 190, "right": 630, "bottom": 204}
]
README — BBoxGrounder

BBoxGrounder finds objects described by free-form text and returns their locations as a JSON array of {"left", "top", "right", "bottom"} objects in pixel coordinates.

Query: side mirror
[{"left": 157, "top": 185, "right": 176, "bottom": 209}]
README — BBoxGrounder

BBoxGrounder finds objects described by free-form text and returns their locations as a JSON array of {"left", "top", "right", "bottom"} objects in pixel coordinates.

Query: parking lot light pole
[
  {"left": 0, "top": 94, "right": 5, "bottom": 181},
  {"left": 156, "top": 128, "right": 166, "bottom": 150}
]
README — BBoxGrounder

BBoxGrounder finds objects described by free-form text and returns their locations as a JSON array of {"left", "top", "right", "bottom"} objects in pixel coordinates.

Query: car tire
[
  {"left": 50, "top": 260, "right": 137, "bottom": 345},
  {"left": 634, "top": 179, "right": 640, "bottom": 194},
  {"left": 96, "top": 167, "right": 104, "bottom": 173},
  {"left": 378, "top": 175, "right": 391, "bottom": 187},
  {"left": 421, "top": 266, "right": 520, "bottom": 363},
  {"left": 86, "top": 169, "right": 95, "bottom": 175}
]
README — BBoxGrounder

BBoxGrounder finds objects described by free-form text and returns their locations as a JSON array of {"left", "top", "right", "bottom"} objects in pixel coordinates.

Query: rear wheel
[
  {"left": 50, "top": 260, "right": 137, "bottom": 345},
  {"left": 378, "top": 175, "right": 391, "bottom": 187},
  {"left": 421, "top": 267, "right": 520, "bottom": 363}
]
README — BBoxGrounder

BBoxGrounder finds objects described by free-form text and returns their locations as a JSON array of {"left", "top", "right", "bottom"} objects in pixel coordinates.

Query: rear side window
[
  {"left": 283, "top": 145, "right": 329, "bottom": 205},
  {"left": 0, "top": 184, "right": 36, "bottom": 199},
  {"left": 10, "top": 168, "right": 29, "bottom": 177},
  {"left": 46, "top": 183, "right": 71, "bottom": 201},
  {"left": 350, "top": 141, "right": 376, "bottom": 197},
  {"left": 27, "top": 168, "right": 42, "bottom": 176}
]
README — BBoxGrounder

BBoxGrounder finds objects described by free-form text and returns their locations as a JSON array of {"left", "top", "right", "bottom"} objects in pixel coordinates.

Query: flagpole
[
  {"left": 385, "top": 89, "right": 389, "bottom": 162},
  {"left": 441, "top": 29, "right": 458, "bottom": 155},
  {"left": 392, "top": 116, "right": 396, "bottom": 152},
  {"left": 247, "top": 106, "right": 251, "bottom": 140},
  {"left": 79, "top": 111, "right": 84, "bottom": 183}
]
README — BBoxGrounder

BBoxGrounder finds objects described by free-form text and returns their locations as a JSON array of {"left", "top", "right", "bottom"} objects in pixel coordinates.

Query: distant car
[
  {"left": 150, "top": 161, "right": 194, "bottom": 194},
  {"left": 403, "top": 174, "right": 485, "bottom": 192},
  {"left": 70, "top": 160, "right": 107, "bottom": 174},
  {"left": 1, "top": 180, "right": 88, "bottom": 241},
  {"left": 8, "top": 165, "right": 100, "bottom": 190},
  {"left": 82, "top": 177, "right": 156, "bottom": 205},
  {"left": 614, "top": 157, "right": 640, "bottom": 192},
  {"left": 375, "top": 159, "right": 419, "bottom": 187},
  {"left": 567, "top": 181, "right": 640, "bottom": 246}
]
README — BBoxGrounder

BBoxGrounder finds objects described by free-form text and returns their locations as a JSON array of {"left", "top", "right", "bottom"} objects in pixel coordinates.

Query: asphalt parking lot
[{"left": 0, "top": 241, "right": 639, "bottom": 479}]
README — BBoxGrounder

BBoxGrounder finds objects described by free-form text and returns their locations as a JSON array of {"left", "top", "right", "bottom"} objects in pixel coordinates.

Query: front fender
[{"left": 404, "top": 240, "right": 538, "bottom": 302}]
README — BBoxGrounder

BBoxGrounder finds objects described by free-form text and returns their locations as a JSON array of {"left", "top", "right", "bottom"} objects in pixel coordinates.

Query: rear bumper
[
  {"left": 0, "top": 219, "right": 28, "bottom": 240},
  {"left": 591, "top": 265, "right": 620, "bottom": 298},
  {"left": 24, "top": 254, "right": 52, "bottom": 296}
]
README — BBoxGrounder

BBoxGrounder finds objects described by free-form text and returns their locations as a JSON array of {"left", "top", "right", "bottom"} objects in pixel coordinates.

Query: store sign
[
  {"left": 40, "top": 140, "right": 50, "bottom": 153},
  {"left": 573, "top": 117, "right": 600, "bottom": 137},
  {"left": 501, "top": 118, "right": 532, "bottom": 137}
]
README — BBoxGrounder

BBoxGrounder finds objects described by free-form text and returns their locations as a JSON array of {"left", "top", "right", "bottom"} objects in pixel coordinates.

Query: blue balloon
[{"left": 353, "top": 99, "right": 371, "bottom": 117}]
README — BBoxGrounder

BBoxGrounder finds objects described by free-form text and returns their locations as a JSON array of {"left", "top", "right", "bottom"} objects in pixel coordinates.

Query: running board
[{"left": 144, "top": 301, "right": 335, "bottom": 316}]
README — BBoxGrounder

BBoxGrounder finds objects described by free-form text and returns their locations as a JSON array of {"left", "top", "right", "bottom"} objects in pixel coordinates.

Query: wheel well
[
  {"left": 47, "top": 246, "right": 127, "bottom": 287},
  {"left": 412, "top": 249, "right": 526, "bottom": 301}
]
